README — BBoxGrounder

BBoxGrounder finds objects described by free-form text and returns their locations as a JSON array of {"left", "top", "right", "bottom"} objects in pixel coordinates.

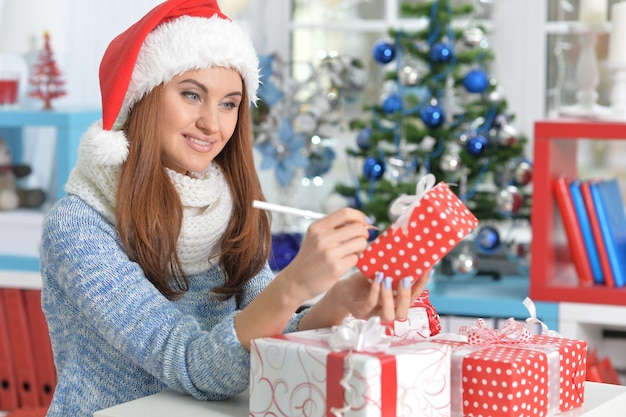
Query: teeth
[{"left": 188, "top": 136, "right": 210, "bottom": 147}]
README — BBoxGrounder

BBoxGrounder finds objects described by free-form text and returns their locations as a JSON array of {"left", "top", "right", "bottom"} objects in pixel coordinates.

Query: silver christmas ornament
[
  {"left": 493, "top": 114, "right": 509, "bottom": 128},
  {"left": 440, "top": 148, "right": 462, "bottom": 173},
  {"left": 457, "top": 132, "right": 470, "bottom": 145},
  {"left": 496, "top": 185, "right": 524, "bottom": 216},
  {"left": 322, "top": 54, "right": 367, "bottom": 101},
  {"left": 497, "top": 124, "right": 518, "bottom": 146},
  {"left": 463, "top": 26, "right": 485, "bottom": 48},
  {"left": 513, "top": 159, "right": 533, "bottom": 187},
  {"left": 384, "top": 156, "right": 411, "bottom": 185},
  {"left": 399, "top": 64, "right": 421, "bottom": 86},
  {"left": 484, "top": 81, "right": 503, "bottom": 104},
  {"left": 451, "top": 248, "right": 479, "bottom": 276}
]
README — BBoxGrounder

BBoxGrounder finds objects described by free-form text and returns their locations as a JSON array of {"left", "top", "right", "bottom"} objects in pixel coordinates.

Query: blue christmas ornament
[
  {"left": 372, "top": 40, "right": 396, "bottom": 64},
  {"left": 475, "top": 226, "right": 501, "bottom": 254},
  {"left": 362, "top": 156, "right": 385, "bottom": 181},
  {"left": 465, "top": 134, "right": 488, "bottom": 156},
  {"left": 368, "top": 227, "right": 380, "bottom": 242},
  {"left": 382, "top": 94, "right": 403, "bottom": 114},
  {"left": 420, "top": 103, "right": 445, "bottom": 128},
  {"left": 356, "top": 127, "right": 372, "bottom": 150},
  {"left": 462, "top": 68, "right": 489, "bottom": 93},
  {"left": 269, "top": 232, "right": 302, "bottom": 271},
  {"left": 430, "top": 42, "right": 454, "bottom": 63}
]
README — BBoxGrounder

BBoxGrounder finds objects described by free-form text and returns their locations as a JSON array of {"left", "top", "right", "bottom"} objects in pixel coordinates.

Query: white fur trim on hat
[
  {"left": 117, "top": 15, "right": 259, "bottom": 127},
  {"left": 80, "top": 121, "right": 129, "bottom": 166}
]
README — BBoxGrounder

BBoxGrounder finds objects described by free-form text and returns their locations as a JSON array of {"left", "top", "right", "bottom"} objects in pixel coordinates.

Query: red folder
[
  {"left": 23, "top": 289, "right": 56, "bottom": 407},
  {"left": 0, "top": 290, "right": 19, "bottom": 411},
  {"left": 1, "top": 288, "right": 40, "bottom": 408},
  {"left": 553, "top": 178, "right": 594, "bottom": 285},
  {"left": 597, "top": 356, "right": 622, "bottom": 385},
  {"left": 580, "top": 180, "right": 616, "bottom": 287}
]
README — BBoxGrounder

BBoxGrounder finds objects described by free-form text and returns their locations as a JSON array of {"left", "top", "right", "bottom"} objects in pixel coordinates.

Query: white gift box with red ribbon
[
  {"left": 357, "top": 174, "right": 479, "bottom": 287},
  {"left": 249, "top": 317, "right": 451, "bottom": 417}
]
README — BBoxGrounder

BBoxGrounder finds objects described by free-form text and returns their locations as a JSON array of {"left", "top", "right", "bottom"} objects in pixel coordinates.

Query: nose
[{"left": 196, "top": 106, "right": 219, "bottom": 133}]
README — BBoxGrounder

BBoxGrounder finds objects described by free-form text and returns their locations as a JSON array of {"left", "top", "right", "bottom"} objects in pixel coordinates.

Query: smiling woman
[{"left": 37, "top": 1, "right": 426, "bottom": 417}]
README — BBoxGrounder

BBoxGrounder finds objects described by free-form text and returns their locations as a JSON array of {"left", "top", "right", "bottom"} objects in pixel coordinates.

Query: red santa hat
[{"left": 88, "top": 0, "right": 259, "bottom": 165}]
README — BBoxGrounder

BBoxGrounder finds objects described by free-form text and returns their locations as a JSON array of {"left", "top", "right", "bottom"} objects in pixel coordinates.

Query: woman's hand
[
  {"left": 276, "top": 207, "right": 370, "bottom": 304},
  {"left": 236, "top": 208, "right": 370, "bottom": 349},
  {"left": 330, "top": 269, "right": 432, "bottom": 322}
]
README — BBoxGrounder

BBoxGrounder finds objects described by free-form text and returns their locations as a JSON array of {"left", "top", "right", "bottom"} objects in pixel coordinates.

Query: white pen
[
  {"left": 252, "top": 200, "right": 325, "bottom": 219},
  {"left": 252, "top": 200, "right": 380, "bottom": 230}
]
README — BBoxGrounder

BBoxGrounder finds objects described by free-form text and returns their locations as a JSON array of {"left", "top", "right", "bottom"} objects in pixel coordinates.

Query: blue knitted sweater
[
  {"left": 40, "top": 147, "right": 305, "bottom": 417},
  {"left": 41, "top": 195, "right": 303, "bottom": 416}
]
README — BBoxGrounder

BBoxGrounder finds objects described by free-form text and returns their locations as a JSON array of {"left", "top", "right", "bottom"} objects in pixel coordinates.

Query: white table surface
[{"left": 94, "top": 381, "right": 626, "bottom": 417}]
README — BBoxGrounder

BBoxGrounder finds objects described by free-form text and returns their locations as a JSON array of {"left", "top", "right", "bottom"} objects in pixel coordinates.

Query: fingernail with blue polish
[
  {"left": 376, "top": 272, "right": 384, "bottom": 284},
  {"left": 384, "top": 277, "right": 392, "bottom": 290},
  {"left": 402, "top": 277, "right": 411, "bottom": 289}
]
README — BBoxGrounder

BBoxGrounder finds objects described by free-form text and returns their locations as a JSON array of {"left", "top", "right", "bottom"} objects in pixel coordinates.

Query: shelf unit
[
  {"left": 430, "top": 275, "right": 558, "bottom": 330},
  {"left": 0, "top": 108, "right": 101, "bottom": 286},
  {"left": 0, "top": 109, "right": 101, "bottom": 201},
  {"left": 559, "top": 302, "right": 626, "bottom": 385},
  {"left": 530, "top": 118, "right": 626, "bottom": 306}
]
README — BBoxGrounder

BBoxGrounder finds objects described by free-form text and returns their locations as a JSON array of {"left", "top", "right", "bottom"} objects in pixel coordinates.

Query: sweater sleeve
[{"left": 40, "top": 196, "right": 282, "bottom": 400}]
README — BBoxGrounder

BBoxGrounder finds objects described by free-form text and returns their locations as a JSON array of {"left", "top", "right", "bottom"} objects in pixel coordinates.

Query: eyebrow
[{"left": 178, "top": 78, "right": 243, "bottom": 98}]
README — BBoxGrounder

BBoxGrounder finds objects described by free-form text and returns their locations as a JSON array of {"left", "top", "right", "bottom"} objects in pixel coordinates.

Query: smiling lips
[{"left": 185, "top": 134, "right": 215, "bottom": 151}]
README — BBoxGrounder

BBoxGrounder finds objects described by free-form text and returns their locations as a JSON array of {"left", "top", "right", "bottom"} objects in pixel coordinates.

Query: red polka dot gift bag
[{"left": 357, "top": 174, "right": 479, "bottom": 287}]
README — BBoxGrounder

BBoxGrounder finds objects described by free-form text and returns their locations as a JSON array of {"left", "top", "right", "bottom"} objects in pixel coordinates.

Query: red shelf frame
[{"left": 531, "top": 118, "right": 626, "bottom": 306}]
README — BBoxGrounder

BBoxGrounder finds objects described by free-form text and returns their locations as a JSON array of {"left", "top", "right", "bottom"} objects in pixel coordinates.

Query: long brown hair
[{"left": 116, "top": 81, "right": 271, "bottom": 302}]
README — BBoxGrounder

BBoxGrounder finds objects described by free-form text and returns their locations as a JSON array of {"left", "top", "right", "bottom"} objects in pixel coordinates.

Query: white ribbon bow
[
  {"left": 388, "top": 173, "right": 437, "bottom": 235},
  {"left": 523, "top": 297, "right": 562, "bottom": 337},
  {"left": 326, "top": 316, "right": 391, "bottom": 352}
]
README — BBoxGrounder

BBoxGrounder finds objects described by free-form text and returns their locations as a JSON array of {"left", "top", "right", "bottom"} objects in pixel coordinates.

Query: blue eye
[{"left": 182, "top": 91, "right": 200, "bottom": 101}]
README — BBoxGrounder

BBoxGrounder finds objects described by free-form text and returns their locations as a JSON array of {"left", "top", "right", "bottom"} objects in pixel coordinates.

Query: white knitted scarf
[{"left": 65, "top": 122, "right": 233, "bottom": 275}]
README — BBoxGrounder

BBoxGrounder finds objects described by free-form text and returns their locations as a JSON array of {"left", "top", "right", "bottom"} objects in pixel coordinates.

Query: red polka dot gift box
[
  {"left": 433, "top": 318, "right": 587, "bottom": 417},
  {"left": 357, "top": 174, "right": 479, "bottom": 287}
]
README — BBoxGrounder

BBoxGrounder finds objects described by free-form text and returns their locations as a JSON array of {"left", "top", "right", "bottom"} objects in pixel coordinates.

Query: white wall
[{"left": 492, "top": 0, "right": 547, "bottom": 158}]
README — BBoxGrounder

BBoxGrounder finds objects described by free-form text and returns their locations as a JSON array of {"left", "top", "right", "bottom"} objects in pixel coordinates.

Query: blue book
[
  {"left": 589, "top": 179, "right": 626, "bottom": 287},
  {"left": 569, "top": 180, "right": 604, "bottom": 285}
]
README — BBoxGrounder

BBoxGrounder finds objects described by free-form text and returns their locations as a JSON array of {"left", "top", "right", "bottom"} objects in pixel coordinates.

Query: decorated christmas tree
[
  {"left": 334, "top": 0, "right": 533, "bottom": 276},
  {"left": 28, "top": 31, "right": 67, "bottom": 110}
]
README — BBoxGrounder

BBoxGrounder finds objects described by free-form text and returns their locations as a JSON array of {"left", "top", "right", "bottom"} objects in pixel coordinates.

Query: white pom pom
[{"left": 80, "top": 122, "right": 129, "bottom": 165}]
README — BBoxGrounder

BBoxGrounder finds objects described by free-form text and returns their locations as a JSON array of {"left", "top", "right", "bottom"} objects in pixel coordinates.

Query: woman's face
[{"left": 160, "top": 66, "right": 243, "bottom": 174}]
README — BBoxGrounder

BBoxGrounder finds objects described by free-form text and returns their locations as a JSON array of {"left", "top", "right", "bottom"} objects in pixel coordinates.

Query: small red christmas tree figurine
[{"left": 28, "top": 31, "right": 67, "bottom": 110}]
